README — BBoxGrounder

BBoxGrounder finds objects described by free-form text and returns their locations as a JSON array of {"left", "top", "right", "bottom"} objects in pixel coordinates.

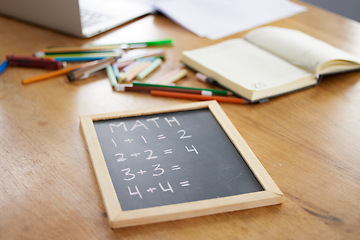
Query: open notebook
[
  {"left": 0, "top": 0, "right": 153, "bottom": 38},
  {"left": 181, "top": 27, "right": 360, "bottom": 102}
]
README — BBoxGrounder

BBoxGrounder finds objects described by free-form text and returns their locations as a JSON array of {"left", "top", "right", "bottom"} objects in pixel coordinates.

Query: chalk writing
[
  {"left": 137, "top": 169, "right": 147, "bottom": 175},
  {"left": 115, "top": 153, "right": 126, "bottom": 162},
  {"left": 172, "top": 165, "right": 181, "bottom": 171},
  {"left": 164, "top": 117, "right": 180, "bottom": 127},
  {"left": 185, "top": 145, "right": 199, "bottom": 154},
  {"left": 111, "top": 138, "right": 117, "bottom": 147},
  {"left": 147, "top": 187, "right": 156, "bottom": 193},
  {"left": 109, "top": 114, "right": 198, "bottom": 201},
  {"left": 158, "top": 134, "right": 166, "bottom": 140},
  {"left": 178, "top": 129, "right": 192, "bottom": 139},
  {"left": 124, "top": 138, "right": 134, "bottom": 143},
  {"left": 130, "top": 153, "right": 141, "bottom": 158},
  {"left": 180, "top": 181, "right": 190, "bottom": 187},
  {"left": 144, "top": 149, "right": 158, "bottom": 160},
  {"left": 109, "top": 116, "right": 180, "bottom": 133},
  {"left": 141, "top": 136, "right": 147, "bottom": 143},
  {"left": 93, "top": 108, "right": 264, "bottom": 211},
  {"left": 152, "top": 164, "right": 165, "bottom": 177},
  {"left": 128, "top": 186, "right": 142, "bottom": 199},
  {"left": 159, "top": 181, "right": 174, "bottom": 193},
  {"left": 110, "top": 122, "right": 127, "bottom": 133},
  {"left": 122, "top": 168, "right": 136, "bottom": 181},
  {"left": 164, "top": 149, "right": 173, "bottom": 154}
]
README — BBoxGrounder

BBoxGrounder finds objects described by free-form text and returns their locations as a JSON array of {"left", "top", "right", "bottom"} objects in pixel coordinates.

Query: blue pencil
[
  {"left": 53, "top": 56, "right": 108, "bottom": 62},
  {"left": 0, "top": 60, "right": 9, "bottom": 74}
]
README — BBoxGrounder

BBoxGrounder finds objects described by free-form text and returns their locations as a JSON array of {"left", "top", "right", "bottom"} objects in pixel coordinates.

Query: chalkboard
[{"left": 80, "top": 101, "right": 282, "bottom": 228}]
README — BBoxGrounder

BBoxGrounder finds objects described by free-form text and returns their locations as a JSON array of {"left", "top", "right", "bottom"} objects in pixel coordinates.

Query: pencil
[
  {"left": 132, "top": 82, "right": 231, "bottom": 96},
  {"left": 150, "top": 90, "right": 248, "bottom": 104},
  {"left": 53, "top": 56, "right": 108, "bottom": 62},
  {"left": 22, "top": 61, "right": 98, "bottom": 84},
  {"left": 0, "top": 60, "right": 9, "bottom": 74},
  {"left": 34, "top": 50, "right": 122, "bottom": 57},
  {"left": 115, "top": 84, "right": 214, "bottom": 95},
  {"left": 67, "top": 57, "right": 118, "bottom": 81},
  {"left": 43, "top": 39, "right": 173, "bottom": 53}
]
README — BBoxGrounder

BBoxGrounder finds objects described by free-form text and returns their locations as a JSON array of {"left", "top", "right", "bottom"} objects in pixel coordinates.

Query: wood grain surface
[{"left": 1, "top": 1, "right": 360, "bottom": 239}]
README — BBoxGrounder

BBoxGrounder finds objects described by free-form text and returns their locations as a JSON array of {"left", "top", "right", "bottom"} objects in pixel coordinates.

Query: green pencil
[
  {"left": 94, "top": 38, "right": 174, "bottom": 47},
  {"left": 132, "top": 82, "right": 230, "bottom": 96}
]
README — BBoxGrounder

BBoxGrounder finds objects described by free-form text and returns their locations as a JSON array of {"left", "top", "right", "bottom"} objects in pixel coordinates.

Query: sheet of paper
[{"left": 153, "top": 0, "right": 306, "bottom": 40}]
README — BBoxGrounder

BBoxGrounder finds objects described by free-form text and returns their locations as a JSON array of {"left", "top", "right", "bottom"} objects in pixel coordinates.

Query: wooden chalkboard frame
[{"left": 80, "top": 101, "right": 282, "bottom": 228}]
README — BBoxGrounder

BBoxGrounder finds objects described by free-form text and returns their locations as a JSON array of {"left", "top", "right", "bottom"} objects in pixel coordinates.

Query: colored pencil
[
  {"left": 132, "top": 82, "right": 230, "bottom": 96},
  {"left": 34, "top": 50, "right": 122, "bottom": 58},
  {"left": 22, "top": 61, "right": 98, "bottom": 84},
  {"left": 115, "top": 84, "right": 214, "bottom": 96},
  {"left": 67, "top": 57, "right": 118, "bottom": 81},
  {"left": 0, "top": 60, "right": 9, "bottom": 74},
  {"left": 195, "top": 72, "right": 218, "bottom": 84},
  {"left": 7, "top": 55, "right": 64, "bottom": 70},
  {"left": 119, "top": 49, "right": 165, "bottom": 62},
  {"left": 150, "top": 90, "right": 248, "bottom": 104},
  {"left": 92, "top": 38, "right": 174, "bottom": 48},
  {"left": 53, "top": 56, "right": 108, "bottom": 62},
  {"left": 44, "top": 39, "right": 173, "bottom": 53}
]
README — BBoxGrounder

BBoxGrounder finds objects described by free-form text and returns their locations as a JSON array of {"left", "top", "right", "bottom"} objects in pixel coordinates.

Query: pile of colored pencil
[{"left": 6, "top": 37, "right": 247, "bottom": 104}]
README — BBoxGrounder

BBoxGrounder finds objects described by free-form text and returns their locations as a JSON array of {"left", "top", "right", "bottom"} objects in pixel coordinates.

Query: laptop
[{"left": 0, "top": 0, "right": 153, "bottom": 38}]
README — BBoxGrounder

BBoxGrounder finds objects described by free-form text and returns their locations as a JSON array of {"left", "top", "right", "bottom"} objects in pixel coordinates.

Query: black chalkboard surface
[{"left": 80, "top": 101, "right": 282, "bottom": 228}]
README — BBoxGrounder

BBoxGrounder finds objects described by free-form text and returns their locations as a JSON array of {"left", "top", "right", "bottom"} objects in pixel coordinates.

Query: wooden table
[{"left": 1, "top": 1, "right": 360, "bottom": 239}]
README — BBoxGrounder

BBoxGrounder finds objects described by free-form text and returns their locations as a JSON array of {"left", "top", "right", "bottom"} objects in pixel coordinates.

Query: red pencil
[
  {"left": 7, "top": 55, "right": 64, "bottom": 70},
  {"left": 150, "top": 90, "right": 249, "bottom": 104}
]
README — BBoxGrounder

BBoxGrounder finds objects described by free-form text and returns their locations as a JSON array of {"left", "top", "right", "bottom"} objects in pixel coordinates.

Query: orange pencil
[
  {"left": 22, "top": 61, "right": 98, "bottom": 84},
  {"left": 150, "top": 90, "right": 249, "bottom": 104}
]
